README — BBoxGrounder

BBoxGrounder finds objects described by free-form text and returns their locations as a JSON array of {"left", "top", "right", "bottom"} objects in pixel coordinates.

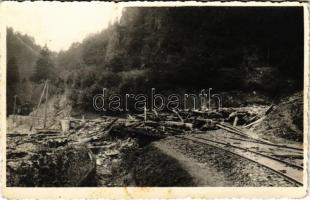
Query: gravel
[{"left": 163, "top": 137, "right": 298, "bottom": 186}]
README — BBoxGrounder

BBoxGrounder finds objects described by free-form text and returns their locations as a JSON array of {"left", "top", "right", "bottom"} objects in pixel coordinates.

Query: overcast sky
[{"left": 1, "top": 2, "right": 123, "bottom": 52}]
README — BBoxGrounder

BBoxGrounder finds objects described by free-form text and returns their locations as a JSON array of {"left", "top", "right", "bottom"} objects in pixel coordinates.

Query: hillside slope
[{"left": 7, "top": 28, "right": 41, "bottom": 78}]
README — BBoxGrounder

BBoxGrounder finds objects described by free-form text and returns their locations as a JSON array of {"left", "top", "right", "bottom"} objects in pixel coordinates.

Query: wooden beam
[
  {"left": 43, "top": 80, "right": 49, "bottom": 128},
  {"left": 30, "top": 80, "right": 48, "bottom": 131}
]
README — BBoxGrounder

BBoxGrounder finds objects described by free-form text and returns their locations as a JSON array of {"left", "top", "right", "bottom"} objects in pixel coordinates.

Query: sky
[{"left": 1, "top": 2, "right": 123, "bottom": 52}]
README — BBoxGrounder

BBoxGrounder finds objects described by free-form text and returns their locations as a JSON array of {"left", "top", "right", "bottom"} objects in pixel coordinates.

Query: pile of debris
[
  {"left": 7, "top": 102, "right": 273, "bottom": 186},
  {"left": 113, "top": 107, "right": 268, "bottom": 139},
  {"left": 65, "top": 118, "right": 141, "bottom": 186},
  {"left": 52, "top": 105, "right": 270, "bottom": 149},
  {"left": 6, "top": 131, "right": 95, "bottom": 186},
  {"left": 253, "top": 92, "right": 303, "bottom": 142}
]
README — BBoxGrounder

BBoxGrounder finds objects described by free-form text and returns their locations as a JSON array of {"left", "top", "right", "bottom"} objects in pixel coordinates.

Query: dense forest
[{"left": 7, "top": 7, "right": 304, "bottom": 114}]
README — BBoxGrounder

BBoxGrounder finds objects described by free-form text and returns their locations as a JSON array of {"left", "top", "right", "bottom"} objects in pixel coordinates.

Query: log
[
  {"left": 125, "top": 121, "right": 143, "bottom": 128},
  {"left": 244, "top": 116, "right": 266, "bottom": 128},
  {"left": 192, "top": 110, "right": 204, "bottom": 114},
  {"left": 247, "top": 115, "right": 258, "bottom": 124},
  {"left": 127, "top": 114, "right": 136, "bottom": 121},
  {"left": 243, "top": 104, "right": 273, "bottom": 128},
  {"left": 162, "top": 121, "right": 193, "bottom": 130},
  {"left": 233, "top": 116, "right": 239, "bottom": 126},
  {"left": 144, "top": 120, "right": 160, "bottom": 127},
  {"left": 172, "top": 109, "right": 184, "bottom": 123},
  {"left": 265, "top": 104, "right": 274, "bottom": 115}
]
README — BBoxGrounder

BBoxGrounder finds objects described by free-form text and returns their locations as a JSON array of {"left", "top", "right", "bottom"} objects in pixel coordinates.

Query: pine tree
[{"left": 31, "top": 47, "right": 55, "bottom": 82}]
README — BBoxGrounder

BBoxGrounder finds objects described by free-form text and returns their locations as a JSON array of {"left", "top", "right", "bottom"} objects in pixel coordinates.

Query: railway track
[
  {"left": 217, "top": 122, "right": 303, "bottom": 151},
  {"left": 193, "top": 135, "right": 303, "bottom": 169},
  {"left": 202, "top": 135, "right": 303, "bottom": 167},
  {"left": 225, "top": 136, "right": 303, "bottom": 152},
  {"left": 176, "top": 135, "right": 303, "bottom": 186}
]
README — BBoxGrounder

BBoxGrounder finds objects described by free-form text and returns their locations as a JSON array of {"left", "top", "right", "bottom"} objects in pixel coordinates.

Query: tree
[
  {"left": 7, "top": 57, "right": 20, "bottom": 84},
  {"left": 7, "top": 57, "right": 20, "bottom": 115},
  {"left": 31, "top": 47, "right": 55, "bottom": 82}
]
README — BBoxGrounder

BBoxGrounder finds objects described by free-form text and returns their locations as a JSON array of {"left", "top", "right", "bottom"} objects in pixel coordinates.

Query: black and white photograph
[{"left": 1, "top": 1, "right": 308, "bottom": 198}]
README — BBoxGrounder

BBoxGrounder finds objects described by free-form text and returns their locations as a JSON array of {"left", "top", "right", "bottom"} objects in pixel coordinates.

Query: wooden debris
[
  {"left": 244, "top": 116, "right": 266, "bottom": 128},
  {"left": 127, "top": 114, "right": 136, "bottom": 121},
  {"left": 265, "top": 104, "right": 274, "bottom": 115},
  {"left": 153, "top": 109, "right": 159, "bottom": 117},
  {"left": 172, "top": 109, "right": 184, "bottom": 123},
  {"left": 233, "top": 116, "right": 239, "bottom": 126},
  {"left": 162, "top": 121, "right": 193, "bottom": 130}
]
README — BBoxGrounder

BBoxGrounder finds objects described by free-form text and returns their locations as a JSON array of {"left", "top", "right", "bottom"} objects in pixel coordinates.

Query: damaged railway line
[
  {"left": 6, "top": 97, "right": 304, "bottom": 187},
  {"left": 176, "top": 135, "right": 303, "bottom": 186}
]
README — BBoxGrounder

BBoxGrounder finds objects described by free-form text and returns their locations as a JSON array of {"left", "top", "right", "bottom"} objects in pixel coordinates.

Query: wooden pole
[
  {"left": 144, "top": 106, "right": 147, "bottom": 122},
  {"left": 208, "top": 88, "right": 212, "bottom": 111},
  {"left": 43, "top": 80, "right": 49, "bottom": 128},
  {"left": 13, "top": 95, "right": 17, "bottom": 125},
  {"left": 30, "top": 80, "right": 47, "bottom": 131}
]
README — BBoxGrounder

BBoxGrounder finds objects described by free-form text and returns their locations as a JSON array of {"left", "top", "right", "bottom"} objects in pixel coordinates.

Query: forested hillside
[
  {"left": 7, "top": 7, "right": 303, "bottom": 114},
  {"left": 7, "top": 28, "right": 62, "bottom": 115},
  {"left": 55, "top": 7, "right": 303, "bottom": 112}
]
